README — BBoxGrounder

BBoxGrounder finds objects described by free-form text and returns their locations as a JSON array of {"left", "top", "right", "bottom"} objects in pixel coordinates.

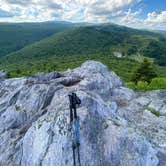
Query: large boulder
[{"left": 0, "top": 61, "right": 165, "bottom": 166}]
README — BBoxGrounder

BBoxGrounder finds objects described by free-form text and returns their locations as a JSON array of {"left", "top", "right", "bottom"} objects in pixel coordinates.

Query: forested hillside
[
  {"left": 0, "top": 23, "right": 166, "bottom": 83},
  {"left": 0, "top": 21, "right": 74, "bottom": 57},
  {"left": 2, "top": 24, "right": 166, "bottom": 66}
]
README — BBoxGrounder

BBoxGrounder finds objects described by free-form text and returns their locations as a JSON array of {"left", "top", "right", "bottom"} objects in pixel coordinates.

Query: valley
[{"left": 0, "top": 22, "right": 166, "bottom": 89}]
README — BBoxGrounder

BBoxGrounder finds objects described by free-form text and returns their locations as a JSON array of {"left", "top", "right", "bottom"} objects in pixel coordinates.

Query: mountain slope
[
  {"left": 0, "top": 24, "right": 166, "bottom": 82},
  {"left": 2, "top": 24, "right": 166, "bottom": 66},
  {"left": 0, "top": 21, "right": 75, "bottom": 57}
]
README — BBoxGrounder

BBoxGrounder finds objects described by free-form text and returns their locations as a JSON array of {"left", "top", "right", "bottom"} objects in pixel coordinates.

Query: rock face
[
  {"left": 0, "top": 70, "right": 7, "bottom": 81},
  {"left": 0, "top": 61, "right": 165, "bottom": 166}
]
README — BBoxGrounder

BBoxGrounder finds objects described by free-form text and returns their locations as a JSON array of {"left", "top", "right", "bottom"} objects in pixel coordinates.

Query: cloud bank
[{"left": 0, "top": 0, "right": 166, "bottom": 30}]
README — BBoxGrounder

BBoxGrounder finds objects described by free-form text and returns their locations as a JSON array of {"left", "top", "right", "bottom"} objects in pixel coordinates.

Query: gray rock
[
  {"left": 26, "top": 71, "right": 61, "bottom": 84},
  {"left": 0, "top": 70, "right": 7, "bottom": 81},
  {"left": 0, "top": 60, "right": 165, "bottom": 166}
]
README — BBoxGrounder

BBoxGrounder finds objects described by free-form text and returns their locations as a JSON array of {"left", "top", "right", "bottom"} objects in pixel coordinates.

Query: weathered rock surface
[
  {"left": 0, "top": 61, "right": 165, "bottom": 166},
  {"left": 0, "top": 70, "right": 7, "bottom": 81}
]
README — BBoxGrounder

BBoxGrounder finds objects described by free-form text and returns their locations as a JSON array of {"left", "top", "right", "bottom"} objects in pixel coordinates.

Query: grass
[
  {"left": 147, "top": 107, "right": 160, "bottom": 117},
  {"left": 144, "top": 103, "right": 161, "bottom": 117},
  {"left": 129, "top": 54, "right": 154, "bottom": 63},
  {"left": 1, "top": 53, "right": 166, "bottom": 85},
  {"left": 0, "top": 54, "right": 142, "bottom": 81},
  {"left": 146, "top": 107, "right": 160, "bottom": 117}
]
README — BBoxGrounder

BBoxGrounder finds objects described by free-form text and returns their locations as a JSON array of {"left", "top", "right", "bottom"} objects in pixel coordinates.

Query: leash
[{"left": 69, "top": 93, "right": 81, "bottom": 166}]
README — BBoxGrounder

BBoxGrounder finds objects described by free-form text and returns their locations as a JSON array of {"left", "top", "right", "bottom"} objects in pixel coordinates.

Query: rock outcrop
[
  {"left": 0, "top": 61, "right": 165, "bottom": 166},
  {"left": 0, "top": 70, "right": 7, "bottom": 81}
]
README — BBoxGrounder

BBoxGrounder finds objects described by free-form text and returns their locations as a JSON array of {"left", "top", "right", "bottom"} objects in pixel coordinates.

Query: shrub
[
  {"left": 131, "top": 58, "right": 157, "bottom": 84},
  {"left": 126, "top": 82, "right": 136, "bottom": 89},
  {"left": 136, "top": 81, "right": 148, "bottom": 91},
  {"left": 126, "top": 77, "right": 166, "bottom": 91},
  {"left": 147, "top": 107, "right": 160, "bottom": 117},
  {"left": 149, "top": 77, "right": 166, "bottom": 90}
]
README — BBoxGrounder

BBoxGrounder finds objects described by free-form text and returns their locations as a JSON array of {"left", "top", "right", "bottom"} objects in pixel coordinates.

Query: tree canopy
[{"left": 131, "top": 58, "right": 157, "bottom": 84}]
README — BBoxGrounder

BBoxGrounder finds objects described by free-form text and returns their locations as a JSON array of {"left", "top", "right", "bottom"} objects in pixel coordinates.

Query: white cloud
[
  {"left": 0, "top": 0, "right": 166, "bottom": 30},
  {"left": 5, "top": 0, "right": 34, "bottom": 6},
  {"left": 0, "top": 0, "right": 141, "bottom": 22},
  {"left": 143, "top": 11, "right": 166, "bottom": 30},
  {"left": 117, "top": 9, "right": 166, "bottom": 30},
  {"left": 118, "top": 9, "right": 143, "bottom": 28},
  {"left": 146, "top": 11, "right": 166, "bottom": 23},
  {"left": 0, "top": 8, "right": 14, "bottom": 17},
  {"left": 83, "top": 0, "right": 141, "bottom": 22}
]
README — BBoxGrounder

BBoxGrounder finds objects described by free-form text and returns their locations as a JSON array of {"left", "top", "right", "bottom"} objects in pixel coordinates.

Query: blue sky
[
  {"left": 140, "top": 0, "right": 166, "bottom": 18},
  {"left": 0, "top": 0, "right": 166, "bottom": 30},
  {"left": 143, "top": 0, "right": 166, "bottom": 13}
]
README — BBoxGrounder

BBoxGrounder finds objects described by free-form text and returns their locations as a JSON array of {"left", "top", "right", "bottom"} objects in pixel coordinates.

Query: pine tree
[{"left": 131, "top": 58, "right": 157, "bottom": 84}]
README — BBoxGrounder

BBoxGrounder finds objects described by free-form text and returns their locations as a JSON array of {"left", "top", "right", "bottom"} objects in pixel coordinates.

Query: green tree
[
  {"left": 131, "top": 58, "right": 157, "bottom": 84},
  {"left": 15, "top": 68, "right": 21, "bottom": 74},
  {"left": 127, "top": 46, "right": 137, "bottom": 55}
]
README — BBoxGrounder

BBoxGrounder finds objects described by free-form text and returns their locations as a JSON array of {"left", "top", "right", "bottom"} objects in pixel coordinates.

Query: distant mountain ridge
[
  {"left": 0, "top": 22, "right": 166, "bottom": 80},
  {"left": 0, "top": 21, "right": 75, "bottom": 57},
  {"left": 1, "top": 23, "right": 166, "bottom": 66},
  {"left": 156, "top": 30, "right": 166, "bottom": 34}
]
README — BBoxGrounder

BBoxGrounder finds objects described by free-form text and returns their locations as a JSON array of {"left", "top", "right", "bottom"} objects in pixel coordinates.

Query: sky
[{"left": 0, "top": 0, "right": 166, "bottom": 30}]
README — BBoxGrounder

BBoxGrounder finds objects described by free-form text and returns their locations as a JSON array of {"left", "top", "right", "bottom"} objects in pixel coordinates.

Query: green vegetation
[
  {"left": 3, "top": 54, "right": 139, "bottom": 81},
  {"left": 148, "top": 77, "right": 166, "bottom": 89},
  {"left": 131, "top": 58, "right": 157, "bottom": 84},
  {"left": 1, "top": 24, "right": 166, "bottom": 66},
  {"left": 0, "top": 22, "right": 74, "bottom": 57},
  {"left": 148, "top": 108, "right": 160, "bottom": 117},
  {"left": 2, "top": 54, "right": 166, "bottom": 84},
  {"left": 126, "top": 78, "right": 166, "bottom": 91},
  {"left": 144, "top": 103, "right": 160, "bottom": 117},
  {"left": 129, "top": 54, "right": 154, "bottom": 63},
  {"left": 0, "top": 23, "right": 165, "bottom": 91},
  {"left": 127, "top": 58, "right": 166, "bottom": 91},
  {"left": 142, "top": 39, "right": 166, "bottom": 66}
]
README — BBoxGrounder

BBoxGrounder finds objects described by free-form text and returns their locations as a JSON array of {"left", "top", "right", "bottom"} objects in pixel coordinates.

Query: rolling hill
[
  {"left": 2, "top": 24, "right": 166, "bottom": 65},
  {"left": 0, "top": 21, "right": 75, "bottom": 57},
  {"left": 0, "top": 23, "right": 166, "bottom": 82}
]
